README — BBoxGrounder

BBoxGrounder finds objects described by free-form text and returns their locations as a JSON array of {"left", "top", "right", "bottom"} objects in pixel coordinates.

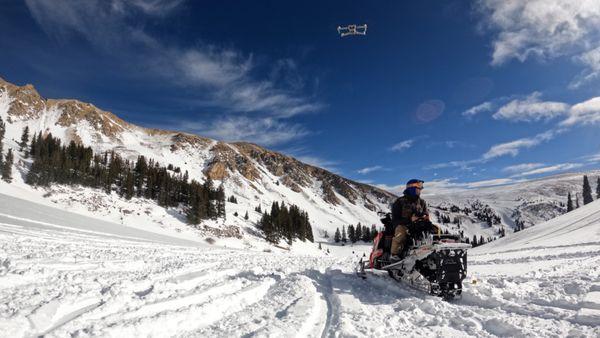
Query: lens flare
[{"left": 415, "top": 99, "right": 445, "bottom": 123}]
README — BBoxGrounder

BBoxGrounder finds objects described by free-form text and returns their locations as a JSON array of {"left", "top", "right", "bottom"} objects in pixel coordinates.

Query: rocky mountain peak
[{"left": 0, "top": 76, "right": 397, "bottom": 228}]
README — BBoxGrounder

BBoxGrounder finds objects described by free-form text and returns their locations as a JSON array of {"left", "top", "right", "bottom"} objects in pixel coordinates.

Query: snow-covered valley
[{"left": 1, "top": 190, "right": 599, "bottom": 337}]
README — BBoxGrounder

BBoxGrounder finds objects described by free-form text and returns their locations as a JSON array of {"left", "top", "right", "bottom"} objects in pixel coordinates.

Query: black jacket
[{"left": 391, "top": 195, "right": 429, "bottom": 228}]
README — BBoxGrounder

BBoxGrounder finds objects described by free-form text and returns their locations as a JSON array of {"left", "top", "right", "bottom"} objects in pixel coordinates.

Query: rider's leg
[{"left": 390, "top": 225, "right": 408, "bottom": 256}]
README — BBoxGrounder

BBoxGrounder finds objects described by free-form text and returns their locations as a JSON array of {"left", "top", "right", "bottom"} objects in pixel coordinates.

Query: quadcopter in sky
[{"left": 337, "top": 24, "right": 367, "bottom": 37}]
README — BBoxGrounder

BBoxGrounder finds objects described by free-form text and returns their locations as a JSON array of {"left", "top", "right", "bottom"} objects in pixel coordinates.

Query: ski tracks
[{"left": 3, "top": 222, "right": 600, "bottom": 337}]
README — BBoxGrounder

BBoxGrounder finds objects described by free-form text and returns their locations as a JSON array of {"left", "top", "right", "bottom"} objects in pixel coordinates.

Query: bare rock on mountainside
[{"left": 0, "top": 77, "right": 397, "bottom": 230}]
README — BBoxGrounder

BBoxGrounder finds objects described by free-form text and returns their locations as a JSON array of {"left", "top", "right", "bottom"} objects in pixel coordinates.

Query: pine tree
[
  {"left": 348, "top": 224, "right": 355, "bottom": 243},
  {"left": 334, "top": 228, "right": 341, "bottom": 243},
  {"left": 306, "top": 220, "right": 314, "bottom": 242},
  {"left": 122, "top": 170, "right": 135, "bottom": 200},
  {"left": 20, "top": 126, "right": 29, "bottom": 156},
  {"left": 472, "top": 235, "right": 478, "bottom": 247},
  {"left": 215, "top": 184, "right": 226, "bottom": 218},
  {"left": 318, "top": 242, "right": 322, "bottom": 250},
  {"left": 567, "top": 192, "right": 573, "bottom": 212},
  {"left": 479, "top": 235, "right": 485, "bottom": 246},
  {"left": 244, "top": 211, "right": 249, "bottom": 220},
  {"left": 362, "top": 225, "right": 371, "bottom": 242},
  {"left": 323, "top": 230, "right": 329, "bottom": 238},
  {"left": 355, "top": 223, "right": 362, "bottom": 242},
  {"left": 1, "top": 148, "right": 13, "bottom": 183},
  {"left": 258, "top": 212, "right": 276, "bottom": 243},
  {"left": 341, "top": 226, "right": 347, "bottom": 243},
  {"left": 203, "top": 178, "right": 217, "bottom": 219},
  {"left": 583, "top": 175, "right": 593, "bottom": 205},
  {"left": 597, "top": 177, "right": 600, "bottom": 200}
]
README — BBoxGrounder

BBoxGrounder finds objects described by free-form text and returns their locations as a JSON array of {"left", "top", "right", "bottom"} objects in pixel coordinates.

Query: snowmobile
[{"left": 357, "top": 212, "right": 471, "bottom": 300}]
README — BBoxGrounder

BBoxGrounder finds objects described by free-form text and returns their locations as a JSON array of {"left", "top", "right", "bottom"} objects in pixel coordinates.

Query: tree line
[
  {"left": 22, "top": 130, "right": 225, "bottom": 224},
  {"left": 333, "top": 224, "right": 376, "bottom": 244},
  {"left": 257, "top": 201, "right": 314, "bottom": 244}
]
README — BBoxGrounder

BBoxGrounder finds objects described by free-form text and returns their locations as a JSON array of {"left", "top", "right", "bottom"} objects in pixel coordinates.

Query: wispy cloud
[
  {"left": 560, "top": 97, "right": 600, "bottom": 126},
  {"left": 24, "top": 0, "right": 322, "bottom": 147},
  {"left": 512, "top": 163, "right": 583, "bottom": 177},
  {"left": 390, "top": 139, "right": 414, "bottom": 152},
  {"left": 377, "top": 177, "right": 523, "bottom": 196},
  {"left": 482, "top": 129, "right": 561, "bottom": 160},
  {"left": 476, "top": 0, "right": 600, "bottom": 87},
  {"left": 493, "top": 92, "right": 570, "bottom": 122},
  {"left": 425, "top": 129, "right": 562, "bottom": 171},
  {"left": 357, "top": 166, "right": 384, "bottom": 175},
  {"left": 177, "top": 116, "right": 309, "bottom": 147},
  {"left": 424, "top": 160, "right": 480, "bottom": 171},
  {"left": 502, "top": 163, "right": 545, "bottom": 174},
  {"left": 583, "top": 152, "right": 600, "bottom": 163},
  {"left": 462, "top": 101, "right": 494, "bottom": 117}
]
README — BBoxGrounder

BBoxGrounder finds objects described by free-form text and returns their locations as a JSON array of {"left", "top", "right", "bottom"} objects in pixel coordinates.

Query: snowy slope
[
  {"left": 1, "top": 190, "right": 599, "bottom": 337},
  {"left": 0, "top": 77, "right": 395, "bottom": 245},
  {"left": 426, "top": 171, "right": 600, "bottom": 242}
]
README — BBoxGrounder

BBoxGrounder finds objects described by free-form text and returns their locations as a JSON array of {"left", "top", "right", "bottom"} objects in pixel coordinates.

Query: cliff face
[{"left": 0, "top": 77, "right": 396, "bottom": 233}]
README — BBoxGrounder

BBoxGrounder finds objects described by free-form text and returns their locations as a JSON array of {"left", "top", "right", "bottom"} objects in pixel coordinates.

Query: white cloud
[
  {"left": 380, "top": 177, "right": 521, "bottom": 197},
  {"left": 124, "top": 0, "right": 185, "bottom": 15},
  {"left": 493, "top": 92, "right": 569, "bottom": 122},
  {"left": 482, "top": 129, "right": 559, "bottom": 160},
  {"left": 424, "top": 160, "right": 479, "bottom": 171},
  {"left": 583, "top": 152, "right": 600, "bottom": 163},
  {"left": 502, "top": 163, "right": 545, "bottom": 174},
  {"left": 172, "top": 48, "right": 252, "bottom": 88},
  {"left": 357, "top": 166, "right": 383, "bottom": 175},
  {"left": 571, "top": 46, "right": 600, "bottom": 88},
  {"left": 477, "top": 0, "right": 600, "bottom": 86},
  {"left": 390, "top": 139, "right": 414, "bottom": 152},
  {"left": 478, "top": 0, "right": 600, "bottom": 65},
  {"left": 179, "top": 116, "right": 308, "bottom": 147},
  {"left": 426, "top": 128, "right": 567, "bottom": 172},
  {"left": 462, "top": 101, "right": 494, "bottom": 117},
  {"left": 560, "top": 97, "right": 600, "bottom": 126},
  {"left": 24, "top": 0, "right": 321, "bottom": 120},
  {"left": 513, "top": 163, "right": 583, "bottom": 177},
  {"left": 464, "top": 178, "right": 517, "bottom": 188}
]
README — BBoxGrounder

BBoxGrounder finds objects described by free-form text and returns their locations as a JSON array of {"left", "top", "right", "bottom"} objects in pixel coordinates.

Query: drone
[{"left": 337, "top": 24, "right": 367, "bottom": 37}]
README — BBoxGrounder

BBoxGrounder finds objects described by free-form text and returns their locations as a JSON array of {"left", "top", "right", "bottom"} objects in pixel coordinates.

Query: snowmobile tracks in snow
[{"left": 2, "top": 215, "right": 600, "bottom": 337}]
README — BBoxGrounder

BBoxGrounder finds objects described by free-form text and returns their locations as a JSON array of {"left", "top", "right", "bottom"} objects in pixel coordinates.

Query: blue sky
[{"left": 2, "top": 0, "right": 600, "bottom": 194}]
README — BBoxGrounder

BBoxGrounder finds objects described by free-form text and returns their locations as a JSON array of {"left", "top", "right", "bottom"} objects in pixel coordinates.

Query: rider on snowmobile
[{"left": 389, "top": 179, "right": 436, "bottom": 261}]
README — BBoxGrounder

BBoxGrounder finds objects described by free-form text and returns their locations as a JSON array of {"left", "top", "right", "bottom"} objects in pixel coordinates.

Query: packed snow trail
[{"left": 1, "top": 194, "right": 599, "bottom": 337}]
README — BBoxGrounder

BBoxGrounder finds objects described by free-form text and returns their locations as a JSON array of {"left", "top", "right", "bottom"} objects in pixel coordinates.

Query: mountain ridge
[{"left": 0, "top": 76, "right": 396, "bottom": 237}]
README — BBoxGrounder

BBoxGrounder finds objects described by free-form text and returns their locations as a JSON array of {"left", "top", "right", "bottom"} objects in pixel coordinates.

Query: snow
[
  {"left": 425, "top": 170, "right": 600, "bottom": 245},
  {"left": 1, "top": 190, "right": 599, "bottom": 337},
  {"left": 0, "top": 87, "right": 389, "bottom": 244},
  {"left": 1, "top": 82, "right": 599, "bottom": 336}
]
